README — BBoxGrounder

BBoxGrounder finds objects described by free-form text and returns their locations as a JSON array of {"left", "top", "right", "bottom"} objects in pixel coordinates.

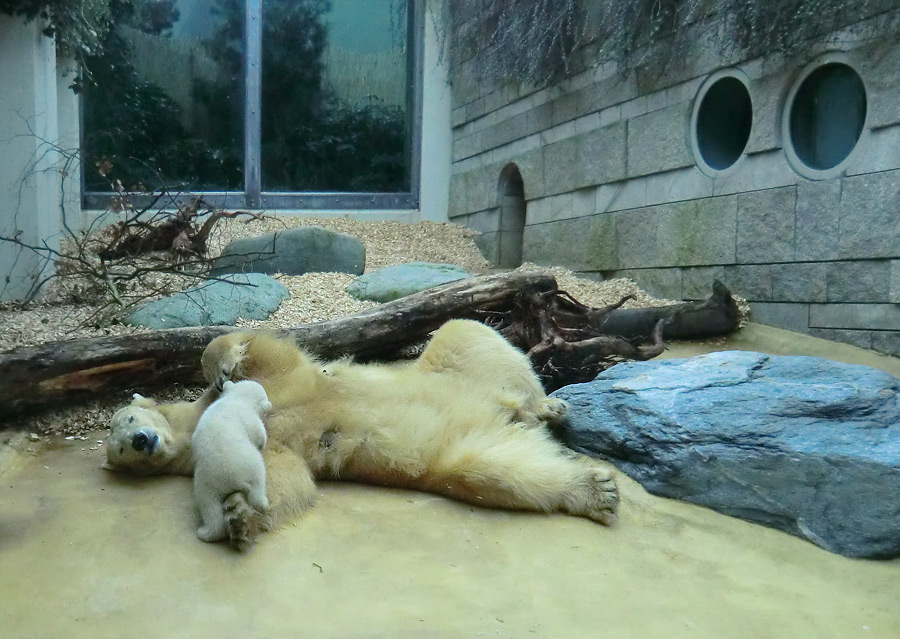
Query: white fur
[{"left": 191, "top": 380, "right": 272, "bottom": 543}]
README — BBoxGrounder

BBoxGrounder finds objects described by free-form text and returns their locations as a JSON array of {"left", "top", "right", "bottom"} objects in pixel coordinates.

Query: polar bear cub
[{"left": 192, "top": 380, "right": 272, "bottom": 545}]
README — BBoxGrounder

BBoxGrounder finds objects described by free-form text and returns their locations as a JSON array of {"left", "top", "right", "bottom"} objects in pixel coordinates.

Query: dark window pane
[
  {"left": 261, "top": 0, "right": 411, "bottom": 192},
  {"left": 83, "top": 0, "right": 245, "bottom": 192}
]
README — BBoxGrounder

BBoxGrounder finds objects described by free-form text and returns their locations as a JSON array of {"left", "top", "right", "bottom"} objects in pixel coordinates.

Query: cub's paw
[{"left": 223, "top": 491, "right": 258, "bottom": 552}]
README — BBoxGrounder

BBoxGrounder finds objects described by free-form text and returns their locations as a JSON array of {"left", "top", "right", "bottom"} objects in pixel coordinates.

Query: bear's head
[
  {"left": 103, "top": 394, "right": 188, "bottom": 475},
  {"left": 222, "top": 380, "right": 272, "bottom": 415}
]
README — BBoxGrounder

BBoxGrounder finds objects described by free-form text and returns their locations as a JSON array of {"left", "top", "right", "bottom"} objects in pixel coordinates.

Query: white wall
[
  {"left": 0, "top": 15, "right": 65, "bottom": 301},
  {"left": 417, "top": 0, "right": 452, "bottom": 222}
]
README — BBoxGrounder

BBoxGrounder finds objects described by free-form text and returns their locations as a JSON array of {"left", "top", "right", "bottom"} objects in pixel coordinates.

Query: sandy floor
[{"left": 2, "top": 323, "right": 899, "bottom": 638}]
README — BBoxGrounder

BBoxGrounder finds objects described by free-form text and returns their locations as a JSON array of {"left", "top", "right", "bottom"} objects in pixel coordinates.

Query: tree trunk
[
  {"left": 0, "top": 272, "right": 556, "bottom": 420},
  {"left": 0, "top": 273, "right": 741, "bottom": 422}
]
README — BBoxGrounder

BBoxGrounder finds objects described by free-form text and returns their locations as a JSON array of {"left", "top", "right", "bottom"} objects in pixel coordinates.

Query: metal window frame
[{"left": 83, "top": 0, "right": 423, "bottom": 211}]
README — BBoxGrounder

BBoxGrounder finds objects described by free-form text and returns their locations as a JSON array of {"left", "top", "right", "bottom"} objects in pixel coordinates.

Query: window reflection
[
  {"left": 261, "top": 0, "right": 410, "bottom": 192},
  {"left": 83, "top": 0, "right": 245, "bottom": 193}
]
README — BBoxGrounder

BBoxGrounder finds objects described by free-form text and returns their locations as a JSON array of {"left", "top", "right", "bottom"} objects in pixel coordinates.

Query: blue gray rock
[
  {"left": 128, "top": 273, "right": 289, "bottom": 329},
  {"left": 347, "top": 262, "right": 471, "bottom": 302},
  {"left": 211, "top": 226, "right": 365, "bottom": 276},
  {"left": 553, "top": 351, "right": 900, "bottom": 558}
]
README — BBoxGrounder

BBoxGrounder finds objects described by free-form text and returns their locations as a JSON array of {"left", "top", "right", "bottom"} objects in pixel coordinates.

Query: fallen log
[
  {"left": 0, "top": 272, "right": 556, "bottom": 420},
  {"left": 0, "top": 273, "right": 741, "bottom": 421}
]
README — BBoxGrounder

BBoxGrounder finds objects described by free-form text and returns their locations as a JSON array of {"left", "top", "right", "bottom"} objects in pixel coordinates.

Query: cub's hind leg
[{"left": 425, "top": 423, "right": 618, "bottom": 524}]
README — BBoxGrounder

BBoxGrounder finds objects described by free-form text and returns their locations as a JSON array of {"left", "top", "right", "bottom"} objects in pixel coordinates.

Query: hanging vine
[{"left": 444, "top": 0, "right": 900, "bottom": 89}]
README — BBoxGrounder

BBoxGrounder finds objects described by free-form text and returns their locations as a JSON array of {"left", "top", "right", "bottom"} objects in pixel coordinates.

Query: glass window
[
  {"left": 83, "top": 0, "right": 419, "bottom": 209},
  {"left": 83, "top": 0, "right": 245, "bottom": 193}
]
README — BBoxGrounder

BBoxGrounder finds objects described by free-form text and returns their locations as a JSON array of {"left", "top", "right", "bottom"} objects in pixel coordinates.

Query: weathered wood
[
  {"left": 0, "top": 274, "right": 742, "bottom": 422},
  {"left": 0, "top": 272, "right": 557, "bottom": 420}
]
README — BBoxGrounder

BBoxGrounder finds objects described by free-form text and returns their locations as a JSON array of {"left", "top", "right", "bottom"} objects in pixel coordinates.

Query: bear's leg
[
  {"left": 428, "top": 425, "right": 618, "bottom": 525},
  {"left": 223, "top": 443, "right": 318, "bottom": 550},
  {"left": 196, "top": 491, "right": 228, "bottom": 542},
  {"left": 247, "top": 473, "right": 270, "bottom": 513}
]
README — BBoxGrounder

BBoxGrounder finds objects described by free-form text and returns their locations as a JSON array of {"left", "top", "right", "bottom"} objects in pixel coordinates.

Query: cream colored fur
[{"left": 106, "top": 320, "right": 618, "bottom": 546}]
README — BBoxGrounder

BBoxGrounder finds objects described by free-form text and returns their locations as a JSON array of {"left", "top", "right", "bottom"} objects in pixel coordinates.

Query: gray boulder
[
  {"left": 128, "top": 273, "right": 288, "bottom": 329},
  {"left": 211, "top": 226, "right": 365, "bottom": 276},
  {"left": 347, "top": 262, "right": 470, "bottom": 302},
  {"left": 553, "top": 351, "right": 900, "bottom": 558}
]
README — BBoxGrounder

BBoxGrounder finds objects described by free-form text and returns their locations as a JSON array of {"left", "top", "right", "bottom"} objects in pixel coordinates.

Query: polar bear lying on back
[{"left": 192, "top": 380, "right": 272, "bottom": 548}]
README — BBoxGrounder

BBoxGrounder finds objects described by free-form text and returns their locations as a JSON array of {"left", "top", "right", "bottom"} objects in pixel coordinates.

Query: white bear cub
[{"left": 192, "top": 380, "right": 272, "bottom": 544}]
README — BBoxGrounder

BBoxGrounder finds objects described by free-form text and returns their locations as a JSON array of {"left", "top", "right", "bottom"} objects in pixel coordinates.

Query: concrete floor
[{"left": 2, "top": 323, "right": 899, "bottom": 638}]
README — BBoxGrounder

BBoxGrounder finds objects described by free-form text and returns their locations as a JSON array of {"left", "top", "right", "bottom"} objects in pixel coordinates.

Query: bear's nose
[{"left": 131, "top": 431, "right": 149, "bottom": 451}]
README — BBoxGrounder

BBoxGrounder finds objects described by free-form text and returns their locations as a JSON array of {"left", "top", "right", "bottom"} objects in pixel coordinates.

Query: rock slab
[
  {"left": 553, "top": 351, "right": 900, "bottom": 558},
  {"left": 128, "top": 273, "right": 289, "bottom": 329},
  {"left": 211, "top": 226, "right": 365, "bottom": 276},
  {"left": 347, "top": 262, "right": 470, "bottom": 302}
]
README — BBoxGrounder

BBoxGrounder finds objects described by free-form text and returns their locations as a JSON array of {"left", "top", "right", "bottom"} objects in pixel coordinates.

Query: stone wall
[{"left": 448, "top": 7, "right": 900, "bottom": 356}]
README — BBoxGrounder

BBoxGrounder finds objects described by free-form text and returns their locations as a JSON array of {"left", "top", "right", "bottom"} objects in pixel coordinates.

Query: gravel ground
[{"left": 0, "top": 215, "right": 748, "bottom": 439}]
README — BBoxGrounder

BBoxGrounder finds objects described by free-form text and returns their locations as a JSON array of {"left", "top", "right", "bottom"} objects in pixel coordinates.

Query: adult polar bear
[{"left": 105, "top": 319, "right": 618, "bottom": 547}]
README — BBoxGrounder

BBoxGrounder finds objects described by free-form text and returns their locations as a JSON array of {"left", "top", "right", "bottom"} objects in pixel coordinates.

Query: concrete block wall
[{"left": 448, "top": 8, "right": 900, "bottom": 356}]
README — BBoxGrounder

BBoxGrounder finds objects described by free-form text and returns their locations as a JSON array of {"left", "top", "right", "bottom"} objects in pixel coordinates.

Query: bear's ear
[
  {"left": 131, "top": 393, "right": 156, "bottom": 408},
  {"left": 223, "top": 380, "right": 235, "bottom": 392}
]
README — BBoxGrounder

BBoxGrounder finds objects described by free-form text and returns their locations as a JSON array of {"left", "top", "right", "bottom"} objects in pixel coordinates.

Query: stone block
[
  {"left": 547, "top": 192, "right": 574, "bottom": 223},
  {"left": 451, "top": 106, "right": 467, "bottom": 129},
  {"left": 620, "top": 96, "right": 648, "bottom": 120},
  {"left": 736, "top": 187, "right": 796, "bottom": 263},
  {"left": 541, "top": 119, "right": 576, "bottom": 145},
  {"left": 872, "top": 331, "right": 900, "bottom": 357},
  {"left": 723, "top": 264, "right": 773, "bottom": 301},
  {"left": 826, "top": 260, "right": 892, "bottom": 303},
  {"left": 574, "top": 112, "right": 601, "bottom": 134},
  {"left": 597, "top": 178, "right": 647, "bottom": 213},
  {"left": 515, "top": 148, "right": 545, "bottom": 200},
  {"left": 473, "top": 231, "right": 499, "bottom": 265},
  {"left": 578, "top": 122, "right": 627, "bottom": 188},
  {"left": 551, "top": 92, "right": 578, "bottom": 126},
  {"left": 522, "top": 214, "right": 617, "bottom": 271},
  {"left": 447, "top": 172, "right": 467, "bottom": 218},
  {"left": 682, "top": 266, "right": 726, "bottom": 300},
  {"left": 526, "top": 102, "right": 553, "bottom": 136},
  {"left": 526, "top": 197, "right": 551, "bottom": 225},
  {"left": 810, "top": 303, "right": 900, "bottom": 330},
  {"left": 481, "top": 113, "right": 527, "bottom": 150},
  {"left": 713, "top": 150, "right": 797, "bottom": 196},
  {"left": 666, "top": 76, "right": 704, "bottom": 107},
  {"left": 577, "top": 74, "right": 639, "bottom": 116},
  {"left": 617, "top": 197, "right": 737, "bottom": 269},
  {"left": 837, "top": 170, "right": 900, "bottom": 259},
  {"left": 452, "top": 131, "right": 482, "bottom": 162},
  {"left": 745, "top": 70, "right": 789, "bottom": 154},
  {"left": 599, "top": 104, "right": 621, "bottom": 127},
  {"left": 809, "top": 328, "right": 874, "bottom": 351},
  {"left": 795, "top": 180, "right": 842, "bottom": 261},
  {"left": 749, "top": 302, "right": 811, "bottom": 333},
  {"left": 572, "top": 187, "right": 597, "bottom": 218},
  {"left": 626, "top": 103, "right": 693, "bottom": 178},
  {"left": 644, "top": 166, "right": 714, "bottom": 207},
  {"left": 771, "top": 263, "right": 827, "bottom": 302},
  {"left": 858, "top": 41, "right": 900, "bottom": 128},
  {"left": 646, "top": 89, "right": 667, "bottom": 113},
  {"left": 542, "top": 136, "right": 581, "bottom": 195},
  {"left": 891, "top": 260, "right": 900, "bottom": 303},
  {"left": 614, "top": 268, "right": 682, "bottom": 300},
  {"left": 462, "top": 208, "right": 500, "bottom": 234},
  {"left": 845, "top": 125, "right": 900, "bottom": 176}
]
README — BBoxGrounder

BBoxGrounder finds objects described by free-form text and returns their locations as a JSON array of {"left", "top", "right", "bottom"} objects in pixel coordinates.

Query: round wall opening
[
  {"left": 691, "top": 70, "right": 753, "bottom": 177},
  {"left": 497, "top": 164, "right": 525, "bottom": 268},
  {"left": 786, "top": 61, "right": 867, "bottom": 175}
]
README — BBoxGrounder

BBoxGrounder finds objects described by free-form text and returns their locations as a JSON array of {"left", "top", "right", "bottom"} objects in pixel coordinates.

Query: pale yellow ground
[{"left": 2, "top": 324, "right": 899, "bottom": 639}]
